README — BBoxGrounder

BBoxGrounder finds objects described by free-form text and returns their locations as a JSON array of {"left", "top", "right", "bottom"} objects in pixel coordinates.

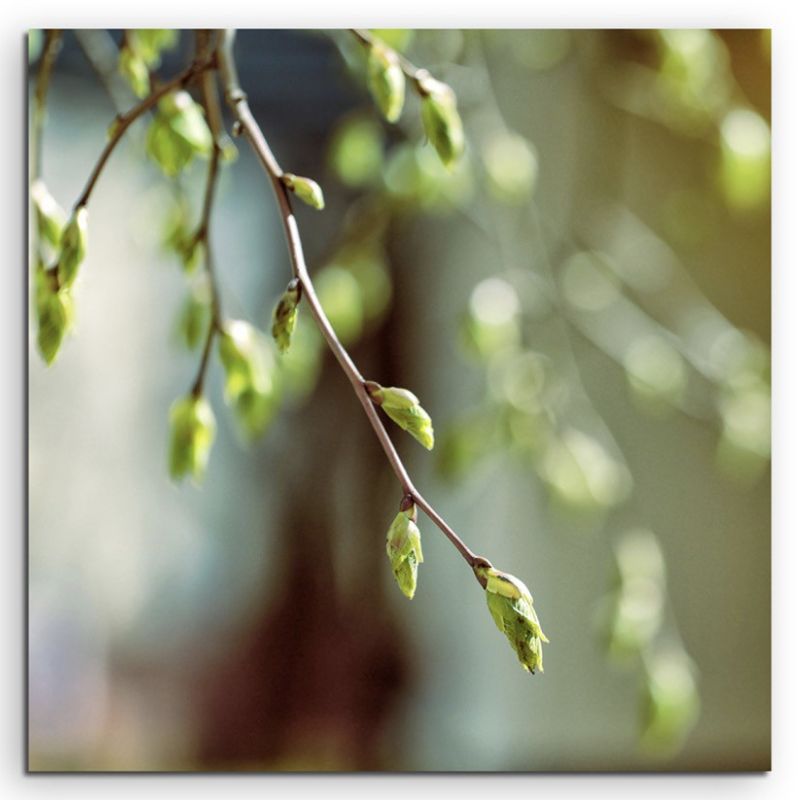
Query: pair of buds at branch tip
[
  {"left": 363, "top": 39, "right": 464, "bottom": 169},
  {"left": 32, "top": 181, "right": 88, "bottom": 364},
  {"left": 384, "top": 492, "right": 549, "bottom": 675}
]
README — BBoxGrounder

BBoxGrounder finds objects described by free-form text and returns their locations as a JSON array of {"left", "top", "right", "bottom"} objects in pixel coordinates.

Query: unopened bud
[
  {"left": 418, "top": 76, "right": 465, "bottom": 168},
  {"left": 57, "top": 206, "right": 88, "bottom": 289},
  {"left": 386, "top": 501, "right": 424, "bottom": 599},
  {"left": 119, "top": 46, "right": 150, "bottom": 99},
  {"left": 168, "top": 394, "right": 216, "bottom": 483},
  {"left": 31, "top": 179, "right": 66, "bottom": 248},
  {"left": 218, "top": 320, "right": 280, "bottom": 438},
  {"left": 474, "top": 564, "right": 549, "bottom": 675},
  {"left": 35, "top": 268, "right": 73, "bottom": 365},
  {"left": 367, "top": 44, "right": 405, "bottom": 123},
  {"left": 282, "top": 173, "right": 325, "bottom": 210},
  {"left": 366, "top": 381, "right": 434, "bottom": 450},
  {"left": 271, "top": 278, "right": 301, "bottom": 354}
]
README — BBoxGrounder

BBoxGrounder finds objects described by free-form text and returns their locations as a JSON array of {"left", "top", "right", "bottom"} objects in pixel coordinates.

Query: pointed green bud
[
  {"left": 475, "top": 564, "right": 549, "bottom": 675},
  {"left": 367, "top": 43, "right": 405, "bottom": 123},
  {"left": 418, "top": 75, "right": 465, "bottom": 168},
  {"left": 217, "top": 320, "right": 280, "bottom": 438},
  {"left": 34, "top": 267, "right": 73, "bottom": 365},
  {"left": 386, "top": 499, "right": 424, "bottom": 599},
  {"left": 31, "top": 179, "right": 66, "bottom": 248},
  {"left": 168, "top": 394, "right": 216, "bottom": 483},
  {"left": 57, "top": 206, "right": 88, "bottom": 289},
  {"left": 119, "top": 45, "right": 150, "bottom": 99},
  {"left": 271, "top": 278, "right": 301, "bottom": 354},
  {"left": 282, "top": 173, "right": 325, "bottom": 210},
  {"left": 366, "top": 381, "right": 435, "bottom": 450}
]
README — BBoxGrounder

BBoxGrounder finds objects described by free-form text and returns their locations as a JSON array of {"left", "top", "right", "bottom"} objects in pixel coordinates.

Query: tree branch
[
  {"left": 72, "top": 51, "right": 216, "bottom": 211},
  {"left": 191, "top": 32, "right": 225, "bottom": 398},
  {"left": 216, "top": 29, "right": 488, "bottom": 580},
  {"left": 30, "top": 29, "right": 62, "bottom": 183}
]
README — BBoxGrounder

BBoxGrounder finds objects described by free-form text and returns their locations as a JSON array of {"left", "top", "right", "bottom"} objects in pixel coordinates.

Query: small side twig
[{"left": 72, "top": 52, "right": 216, "bottom": 211}]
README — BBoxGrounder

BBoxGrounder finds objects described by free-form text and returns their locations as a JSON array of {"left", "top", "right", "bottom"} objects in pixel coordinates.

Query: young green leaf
[
  {"left": 419, "top": 76, "right": 465, "bottom": 168},
  {"left": 217, "top": 320, "right": 280, "bottom": 438},
  {"left": 118, "top": 46, "right": 150, "bottom": 99},
  {"left": 146, "top": 92, "right": 212, "bottom": 177},
  {"left": 386, "top": 502, "right": 424, "bottom": 599},
  {"left": 57, "top": 206, "right": 88, "bottom": 289},
  {"left": 366, "top": 382, "right": 435, "bottom": 450},
  {"left": 34, "top": 267, "right": 73, "bottom": 365},
  {"left": 271, "top": 278, "right": 301, "bottom": 354},
  {"left": 31, "top": 179, "right": 66, "bottom": 248},
  {"left": 168, "top": 394, "right": 216, "bottom": 483},
  {"left": 282, "top": 173, "right": 325, "bottom": 210},
  {"left": 176, "top": 281, "right": 211, "bottom": 350},
  {"left": 474, "top": 564, "right": 549, "bottom": 675},
  {"left": 127, "top": 29, "right": 178, "bottom": 68},
  {"left": 367, "top": 43, "right": 405, "bottom": 123}
]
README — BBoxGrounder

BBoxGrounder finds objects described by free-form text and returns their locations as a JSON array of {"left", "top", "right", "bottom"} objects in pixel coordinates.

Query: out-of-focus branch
[
  {"left": 72, "top": 52, "right": 216, "bottom": 211},
  {"left": 30, "top": 29, "right": 62, "bottom": 182},
  {"left": 191, "top": 33, "right": 225, "bottom": 398},
  {"left": 73, "top": 29, "right": 130, "bottom": 112},
  {"left": 216, "top": 28, "right": 489, "bottom": 580}
]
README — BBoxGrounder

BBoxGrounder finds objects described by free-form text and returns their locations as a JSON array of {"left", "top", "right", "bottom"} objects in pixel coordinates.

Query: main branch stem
[{"left": 216, "top": 29, "right": 485, "bottom": 576}]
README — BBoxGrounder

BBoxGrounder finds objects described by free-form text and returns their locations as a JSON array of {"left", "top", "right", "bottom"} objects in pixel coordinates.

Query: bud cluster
[
  {"left": 475, "top": 564, "right": 549, "bottom": 674},
  {"left": 386, "top": 499, "right": 424, "bottom": 599}
]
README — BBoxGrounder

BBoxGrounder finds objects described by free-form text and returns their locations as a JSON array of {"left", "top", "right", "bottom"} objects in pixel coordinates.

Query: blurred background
[{"left": 27, "top": 29, "right": 770, "bottom": 771}]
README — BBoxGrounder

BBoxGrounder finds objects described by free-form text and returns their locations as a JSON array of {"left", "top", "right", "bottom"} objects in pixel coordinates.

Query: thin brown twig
[
  {"left": 31, "top": 29, "right": 63, "bottom": 182},
  {"left": 72, "top": 52, "right": 216, "bottom": 211},
  {"left": 191, "top": 32, "right": 225, "bottom": 398},
  {"left": 216, "top": 29, "right": 488, "bottom": 580}
]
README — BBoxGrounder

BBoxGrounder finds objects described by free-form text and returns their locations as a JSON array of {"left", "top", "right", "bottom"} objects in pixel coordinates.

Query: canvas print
[{"left": 27, "top": 28, "right": 770, "bottom": 772}]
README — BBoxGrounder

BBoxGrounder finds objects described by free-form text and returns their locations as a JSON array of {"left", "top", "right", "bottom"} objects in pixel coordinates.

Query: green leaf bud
[
  {"left": 366, "top": 381, "right": 435, "bottom": 450},
  {"left": 367, "top": 43, "right": 405, "bottom": 123},
  {"left": 127, "top": 29, "right": 178, "bottom": 69},
  {"left": 386, "top": 500, "right": 424, "bottom": 599},
  {"left": 168, "top": 394, "right": 216, "bottom": 483},
  {"left": 30, "top": 179, "right": 66, "bottom": 248},
  {"left": 146, "top": 92, "right": 212, "bottom": 177},
  {"left": 282, "top": 173, "right": 325, "bottom": 210},
  {"left": 474, "top": 564, "right": 549, "bottom": 675},
  {"left": 180, "top": 236, "right": 204, "bottom": 274},
  {"left": 57, "top": 206, "right": 88, "bottom": 289},
  {"left": 34, "top": 268, "right": 73, "bottom": 365},
  {"left": 217, "top": 320, "right": 280, "bottom": 438},
  {"left": 176, "top": 281, "right": 211, "bottom": 350},
  {"left": 418, "top": 75, "right": 465, "bottom": 169},
  {"left": 119, "top": 45, "right": 150, "bottom": 99},
  {"left": 271, "top": 278, "right": 302, "bottom": 354}
]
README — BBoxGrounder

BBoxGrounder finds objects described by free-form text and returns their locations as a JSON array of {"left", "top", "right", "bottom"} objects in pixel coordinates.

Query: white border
[{"left": 3, "top": 3, "right": 798, "bottom": 798}]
